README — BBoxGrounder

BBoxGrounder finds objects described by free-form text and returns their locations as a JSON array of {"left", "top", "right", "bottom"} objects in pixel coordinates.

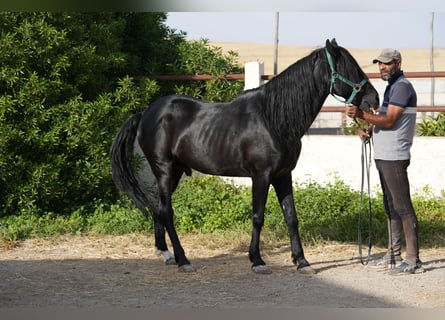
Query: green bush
[
  {"left": 274, "top": 180, "right": 387, "bottom": 245},
  {"left": 167, "top": 39, "right": 244, "bottom": 102},
  {"left": 173, "top": 175, "right": 252, "bottom": 232},
  {"left": 0, "top": 77, "right": 158, "bottom": 218},
  {"left": 412, "top": 192, "right": 445, "bottom": 247},
  {"left": 417, "top": 112, "right": 445, "bottom": 136},
  {"left": 1, "top": 210, "right": 85, "bottom": 240},
  {"left": 0, "top": 13, "right": 170, "bottom": 217},
  {"left": 86, "top": 201, "right": 150, "bottom": 235},
  {"left": 2, "top": 176, "right": 444, "bottom": 249},
  {"left": 0, "top": 13, "right": 246, "bottom": 220}
]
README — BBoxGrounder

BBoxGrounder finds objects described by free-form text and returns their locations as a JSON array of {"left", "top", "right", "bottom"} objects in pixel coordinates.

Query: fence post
[{"left": 244, "top": 61, "right": 265, "bottom": 90}]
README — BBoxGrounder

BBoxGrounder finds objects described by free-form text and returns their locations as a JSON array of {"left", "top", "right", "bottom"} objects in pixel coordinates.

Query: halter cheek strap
[{"left": 325, "top": 48, "right": 368, "bottom": 104}]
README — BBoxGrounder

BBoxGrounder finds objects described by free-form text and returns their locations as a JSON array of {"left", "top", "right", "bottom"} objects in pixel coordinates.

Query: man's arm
[{"left": 345, "top": 104, "right": 404, "bottom": 129}]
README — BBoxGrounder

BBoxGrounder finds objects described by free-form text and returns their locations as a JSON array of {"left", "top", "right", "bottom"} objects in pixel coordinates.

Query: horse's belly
[
  {"left": 173, "top": 121, "right": 274, "bottom": 178},
  {"left": 178, "top": 150, "right": 251, "bottom": 177}
]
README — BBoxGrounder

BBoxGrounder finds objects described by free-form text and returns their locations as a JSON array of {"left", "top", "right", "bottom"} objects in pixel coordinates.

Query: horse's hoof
[
  {"left": 298, "top": 265, "right": 316, "bottom": 275},
  {"left": 178, "top": 264, "right": 196, "bottom": 273},
  {"left": 164, "top": 257, "right": 177, "bottom": 265},
  {"left": 155, "top": 248, "right": 176, "bottom": 265},
  {"left": 252, "top": 265, "right": 273, "bottom": 274}
]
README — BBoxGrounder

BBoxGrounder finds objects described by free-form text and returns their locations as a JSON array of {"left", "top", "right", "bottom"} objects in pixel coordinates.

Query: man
[{"left": 345, "top": 48, "right": 422, "bottom": 275}]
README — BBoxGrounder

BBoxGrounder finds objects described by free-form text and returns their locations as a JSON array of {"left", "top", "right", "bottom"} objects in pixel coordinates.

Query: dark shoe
[
  {"left": 388, "top": 261, "right": 416, "bottom": 275},
  {"left": 367, "top": 254, "right": 402, "bottom": 268}
]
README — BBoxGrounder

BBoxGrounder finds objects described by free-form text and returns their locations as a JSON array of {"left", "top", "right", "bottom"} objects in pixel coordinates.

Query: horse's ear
[{"left": 326, "top": 38, "right": 339, "bottom": 57}]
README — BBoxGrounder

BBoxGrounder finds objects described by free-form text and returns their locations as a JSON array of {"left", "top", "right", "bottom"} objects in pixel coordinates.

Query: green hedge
[{"left": 2, "top": 175, "right": 444, "bottom": 248}]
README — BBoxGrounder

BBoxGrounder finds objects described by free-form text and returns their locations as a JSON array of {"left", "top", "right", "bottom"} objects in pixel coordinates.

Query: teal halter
[{"left": 325, "top": 48, "right": 368, "bottom": 104}]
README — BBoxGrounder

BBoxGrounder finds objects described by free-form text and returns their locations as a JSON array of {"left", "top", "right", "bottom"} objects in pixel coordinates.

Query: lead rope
[{"left": 356, "top": 122, "right": 373, "bottom": 265}]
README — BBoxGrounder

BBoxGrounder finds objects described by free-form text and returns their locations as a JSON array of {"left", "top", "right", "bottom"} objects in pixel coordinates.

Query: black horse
[{"left": 110, "top": 39, "right": 379, "bottom": 274}]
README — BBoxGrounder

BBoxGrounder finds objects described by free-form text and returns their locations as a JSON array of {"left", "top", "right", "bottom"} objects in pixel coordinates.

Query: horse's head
[{"left": 324, "top": 39, "right": 379, "bottom": 112}]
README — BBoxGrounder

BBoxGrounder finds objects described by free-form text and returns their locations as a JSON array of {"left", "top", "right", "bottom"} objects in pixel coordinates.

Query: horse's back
[
  {"left": 136, "top": 93, "right": 283, "bottom": 177},
  {"left": 138, "top": 94, "right": 203, "bottom": 142},
  {"left": 142, "top": 94, "right": 204, "bottom": 121},
  {"left": 139, "top": 94, "right": 253, "bottom": 140}
]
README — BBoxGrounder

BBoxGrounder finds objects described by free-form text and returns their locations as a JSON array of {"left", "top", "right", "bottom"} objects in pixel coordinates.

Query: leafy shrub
[
  {"left": 0, "top": 14, "right": 247, "bottom": 221},
  {"left": 0, "top": 13, "right": 168, "bottom": 217},
  {"left": 1, "top": 170, "right": 444, "bottom": 248},
  {"left": 287, "top": 180, "right": 387, "bottom": 244},
  {"left": 168, "top": 39, "right": 245, "bottom": 102},
  {"left": 412, "top": 193, "right": 445, "bottom": 247},
  {"left": 0, "top": 77, "right": 158, "bottom": 218},
  {"left": 173, "top": 175, "right": 252, "bottom": 232},
  {"left": 417, "top": 112, "right": 445, "bottom": 136},
  {"left": 1, "top": 210, "right": 85, "bottom": 240},
  {"left": 86, "top": 201, "right": 150, "bottom": 235}
]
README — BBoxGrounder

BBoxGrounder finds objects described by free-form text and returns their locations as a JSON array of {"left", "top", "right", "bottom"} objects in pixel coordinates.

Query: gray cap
[{"left": 372, "top": 48, "right": 402, "bottom": 64}]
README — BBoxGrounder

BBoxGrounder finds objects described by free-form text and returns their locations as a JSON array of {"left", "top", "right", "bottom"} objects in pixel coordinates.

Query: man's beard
[{"left": 381, "top": 68, "right": 397, "bottom": 81}]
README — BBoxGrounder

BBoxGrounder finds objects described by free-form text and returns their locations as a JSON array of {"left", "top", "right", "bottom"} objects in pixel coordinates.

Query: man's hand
[
  {"left": 359, "top": 126, "right": 373, "bottom": 143},
  {"left": 345, "top": 105, "right": 373, "bottom": 142},
  {"left": 345, "top": 104, "right": 364, "bottom": 119}
]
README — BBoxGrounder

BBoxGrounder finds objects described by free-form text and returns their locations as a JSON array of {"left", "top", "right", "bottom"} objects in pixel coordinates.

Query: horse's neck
[{"left": 276, "top": 80, "right": 329, "bottom": 134}]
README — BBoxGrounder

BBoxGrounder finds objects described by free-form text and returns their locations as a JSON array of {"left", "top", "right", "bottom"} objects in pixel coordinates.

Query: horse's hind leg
[
  {"left": 153, "top": 219, "right": 175, "bottom": 265},
  {"left": 153, "top": 165, "right": 186, "bottom": 266},
  {"left": 156, "top": 163, "right": 195, "bottom": 272}
]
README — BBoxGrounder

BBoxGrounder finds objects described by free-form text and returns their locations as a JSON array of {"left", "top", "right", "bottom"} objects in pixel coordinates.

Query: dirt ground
[{"left": 1, "top": 233, "right": 444, "bottom": 308}]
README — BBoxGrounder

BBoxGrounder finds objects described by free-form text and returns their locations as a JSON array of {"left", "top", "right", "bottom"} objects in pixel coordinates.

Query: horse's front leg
[
  {"left": 273, "top": 174, "right": 315, "bottom": 274},
  {"left": 249, "top": 177, "right": 272, "bottom": 274}
]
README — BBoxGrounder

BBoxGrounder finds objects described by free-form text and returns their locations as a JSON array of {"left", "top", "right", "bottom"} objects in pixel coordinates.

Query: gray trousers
[{"left": 375, "top": 159, "right": 420, "bottom": 265}]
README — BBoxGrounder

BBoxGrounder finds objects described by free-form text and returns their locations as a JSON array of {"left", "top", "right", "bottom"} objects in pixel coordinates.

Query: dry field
[{"left": 210, "top": 41, "right": 445, "bottom": 75}]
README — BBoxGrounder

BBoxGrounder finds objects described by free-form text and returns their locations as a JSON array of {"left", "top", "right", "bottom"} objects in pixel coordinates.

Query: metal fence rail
[
  {"left": 140, "top": 71, "right": 445, "bottom": 112},
  {"left": 145, "top": 71, "right": 445, "bottom": 81}
]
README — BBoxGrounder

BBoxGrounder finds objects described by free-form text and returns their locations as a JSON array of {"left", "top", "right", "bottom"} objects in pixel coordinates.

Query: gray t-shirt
[{"left": 373, "top": 72, "right": 417, "bottom": 160}]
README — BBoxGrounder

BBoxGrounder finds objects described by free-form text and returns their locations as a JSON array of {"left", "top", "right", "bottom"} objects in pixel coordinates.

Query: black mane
[{"left": 260, "top": 48, "right": 329, "bottom": 147}]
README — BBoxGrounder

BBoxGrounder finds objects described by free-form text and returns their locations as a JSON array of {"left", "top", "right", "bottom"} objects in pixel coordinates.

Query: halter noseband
[{"left": 325, "top": 48, "right": 368, "bottom": 104}]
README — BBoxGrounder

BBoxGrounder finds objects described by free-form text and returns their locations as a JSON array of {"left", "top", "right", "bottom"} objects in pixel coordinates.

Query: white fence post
[{"left": 244, "top": 61, "right": 265, "bottom": 90}]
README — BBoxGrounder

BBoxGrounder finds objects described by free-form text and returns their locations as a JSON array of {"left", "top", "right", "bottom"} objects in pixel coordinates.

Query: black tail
[{"left": 110, "top": 112, "right": 157, "bottom": 217}]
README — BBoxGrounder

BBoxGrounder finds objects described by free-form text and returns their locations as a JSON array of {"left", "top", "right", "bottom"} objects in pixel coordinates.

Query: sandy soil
[
  {"left": 1, "top": 233, "right": 444, "bottom": 308},
  {"left": 209, "top": 41, "right": 445, "bottom": 75}
]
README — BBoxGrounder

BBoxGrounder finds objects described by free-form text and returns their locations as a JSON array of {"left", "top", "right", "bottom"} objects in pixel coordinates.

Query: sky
[
  {"left": 166, "top": 12, "right": 445, "bottom": 49},
  {"left": 2, "top": 1, "right": 444, "bottom": 49}
]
